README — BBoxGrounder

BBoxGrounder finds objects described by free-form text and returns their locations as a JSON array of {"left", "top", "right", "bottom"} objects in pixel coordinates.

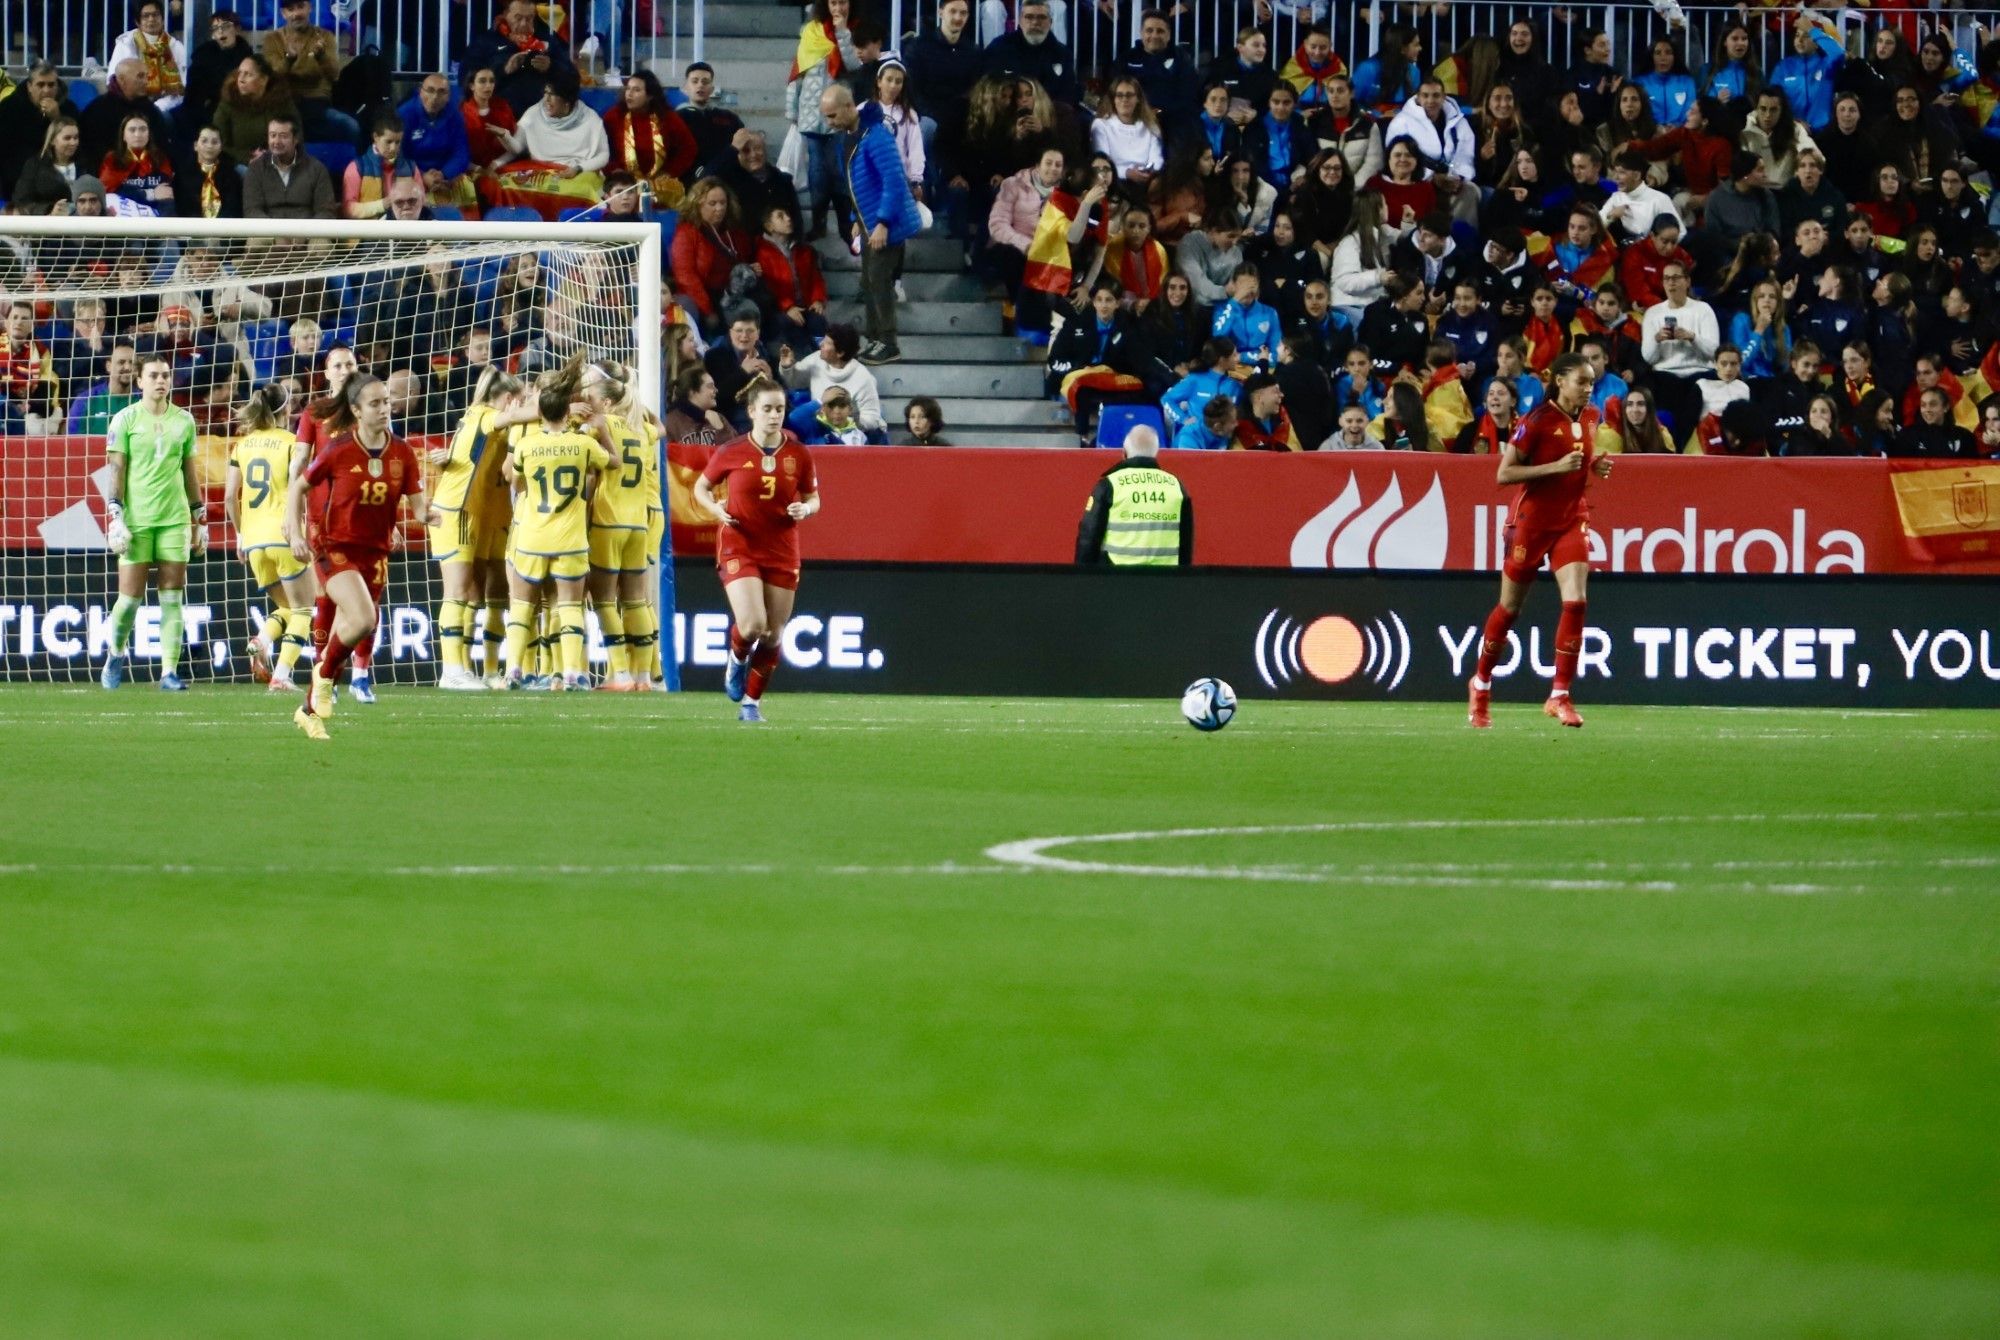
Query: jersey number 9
[
  {"left": 530, "top": 464, "right": 582, "bottom": 513},
  {"left": 244, "top": 457, "right": 273, "bottom": 508}
]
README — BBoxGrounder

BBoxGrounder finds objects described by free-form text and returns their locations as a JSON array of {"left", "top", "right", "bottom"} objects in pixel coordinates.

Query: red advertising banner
[{"left": 8, "top": 437, "right": 1998, "bottom": 575}]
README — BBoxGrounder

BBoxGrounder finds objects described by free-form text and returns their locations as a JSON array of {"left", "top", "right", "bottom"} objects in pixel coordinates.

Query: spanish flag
[
  {"left": 1889, "top": 460, "right": 2000, "bottom": 564},
  {"left": 1023, "top": 189, "right": 1082, "bottom": 296},
  {"left": 788, "top": 20, "right": 842, "bottom": 83},
  {"left": 665, "top": 439, "right": 720, "bottom": 556}
]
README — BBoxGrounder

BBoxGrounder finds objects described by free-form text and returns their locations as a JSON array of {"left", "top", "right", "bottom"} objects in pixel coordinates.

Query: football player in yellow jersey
[
  {"left": 430, "top": 369, "right": 536, "bottom": 690},
  {"left": 582, "top": 363, "right": 663, "bottom": 691},
  {"left": 223, "top": 384, "right": 317, "bottom": 693},
  {"left": 500, "top": 356, "right": 613, "bottom": 690}
]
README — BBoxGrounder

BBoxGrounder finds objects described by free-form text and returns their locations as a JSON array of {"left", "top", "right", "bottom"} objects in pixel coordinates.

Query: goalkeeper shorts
[
  {"left": 246, "top": 544, "right": 308, "bottom": 590},
  {"left": 125, "top": 524, "right": 190, "bottom": 565},
  {"left": 589, "top": 525, "right": 650, "bottom": 573}
]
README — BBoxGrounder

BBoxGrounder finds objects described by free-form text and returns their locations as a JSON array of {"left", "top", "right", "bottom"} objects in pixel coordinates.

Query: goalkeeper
[{"left": 101, "top": 356, "right": 205, "bottom": 691}]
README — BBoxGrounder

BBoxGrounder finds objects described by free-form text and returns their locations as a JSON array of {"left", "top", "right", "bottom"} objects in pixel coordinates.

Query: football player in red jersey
[
  {"left": 1467, "top": 351, "right": 1614, "bottom": 729},
  {"left": 284, "top": 374, "right": 431, "bottom": 739},
  {"left": 693, "top": 375, "right": 821, "bottom": 723},
  {"left": 289, "top": 343, "right": 385, "bottom": 699}
]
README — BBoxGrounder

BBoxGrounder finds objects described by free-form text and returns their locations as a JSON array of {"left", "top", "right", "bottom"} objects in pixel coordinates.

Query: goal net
[{"left": 0, "top": 216, "right": 663, "bottom": 687}]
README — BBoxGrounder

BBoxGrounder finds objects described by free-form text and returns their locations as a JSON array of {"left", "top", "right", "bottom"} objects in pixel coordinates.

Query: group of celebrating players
[{"left": 96, "top": 348, "right": 822, "bottom": 738}]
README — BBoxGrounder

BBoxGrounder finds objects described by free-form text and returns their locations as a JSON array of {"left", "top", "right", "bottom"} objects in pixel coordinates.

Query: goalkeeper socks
[
  {"left": 108, "top": 595, "right": 140, "bottom": 654},
  {"left": 745, "top": 642, "right": 781, "bottom": 702},
  {"left": 1473, "top": 603, "right": 1518, "bottom": 684},
  {"left": 1552, "top": 600, "right": 1587, "bottom": 695},
  {"left": 598, "top": 603, "right": 628, "bottom": 678},
  {"left": 159, "top": 589, "right": 185, "bottom": 675},
  {"left": 438, "top": 599, "right": 468, "bottom": 672},
  {"left": 503, "top": 599, "right": 535, "bottom": 676},
  {"left": 556, "top": 601, "right": 586, "bottom": 678},
  {"left": 280, "top": 609, "right": 311, "bottom": 674}
]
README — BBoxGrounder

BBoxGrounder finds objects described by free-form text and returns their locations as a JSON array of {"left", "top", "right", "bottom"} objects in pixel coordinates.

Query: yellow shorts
[
  {"left": 429, "top": 508, "right": 474, "bottom": 565},
  {"left": 646, "top": 507, "right": 664, "bottom": 561},
  {"left": 590, "top": 525, "right": 651, "bottom": 573},
  {"left": 246, "top": 544, "right": 308, "bottom": 590},
  {"left": 509, "top": 550, "right": 590, "bottom": 584},
  {"left": 473, "top": 509, "right": 511, "bottom": 561}
]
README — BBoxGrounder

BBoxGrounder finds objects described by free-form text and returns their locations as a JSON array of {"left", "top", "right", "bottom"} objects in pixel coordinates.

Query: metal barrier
[{"left": 6, "top": 0, "right": 694, "bottom": 86}]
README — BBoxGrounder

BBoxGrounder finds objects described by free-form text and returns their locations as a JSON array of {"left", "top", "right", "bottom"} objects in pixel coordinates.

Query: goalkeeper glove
[
  {"left": 106, "top": 502, "right": 130, "bottom": 557},
  {"left": 189, "top": 502, "right": 208, "bottom": 555}
]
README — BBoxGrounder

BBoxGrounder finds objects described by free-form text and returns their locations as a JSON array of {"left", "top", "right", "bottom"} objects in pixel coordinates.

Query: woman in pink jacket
[{"left": 982, "top": 147, "right": 1063, "bottom": 316}]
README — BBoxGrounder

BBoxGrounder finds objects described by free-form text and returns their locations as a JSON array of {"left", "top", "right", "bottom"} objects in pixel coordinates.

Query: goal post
[{"left": 0, "top": 215, "right": 671, "bottom": 689}]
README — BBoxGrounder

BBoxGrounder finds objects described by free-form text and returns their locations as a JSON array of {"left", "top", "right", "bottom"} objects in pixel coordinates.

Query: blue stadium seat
[
  {"left": 580, "top": 88, "right": 619, "bottom": 116},
  {"left": 1095, "top": 404, "right": 1165, "bottom": 449},
  {"left": 430, "top": 204, "right": 463, "bottom": 221},
  {"left": 484, "top": 205, "right": 542, "bottom": 224},
  {"left": 308, "top": 141, "right": 356, "bottom": 183},
  {"left": 786, "top": 401, "right": 820, "bottom": 437},
  {"left": 67, "top": 79, "right": 97, "bottom": 113},
  {"left": 245, "top": 319, "right": 287, "bottom": 384}
]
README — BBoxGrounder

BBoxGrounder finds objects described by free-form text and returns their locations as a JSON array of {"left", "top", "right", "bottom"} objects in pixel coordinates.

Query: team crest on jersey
[
  {"left": 390, "top": 461, "right": 405, "bottom": 483},
  {"left": 332, "top": 551, "right": 346, "bottom": 564},
  {"left": 1570, "top": 422, "right": 1582, "bottom": 439},
  {"left": 368, "top": 459, "right": 383, "bottom": 478},
  {"left": 726, "top": 558, "right": 741, "bottom": 574},
  {"left": 782, "top": 457, "right": 797, "bottom": 476}
]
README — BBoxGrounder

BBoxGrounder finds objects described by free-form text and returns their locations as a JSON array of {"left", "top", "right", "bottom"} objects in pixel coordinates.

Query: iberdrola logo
[{"left": 1289, "top": 474, "right": 1449, "bottom": 569}]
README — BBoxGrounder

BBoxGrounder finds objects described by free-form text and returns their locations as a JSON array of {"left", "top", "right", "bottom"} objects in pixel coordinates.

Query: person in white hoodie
[
  {"left": 1327, "top": 190, "right": 1402, "bottom": 325},
  {"left": 778, "top": 322, "right": 886, "bottom": 432},
  {"left": 510, "top": 70, "right": 611, "bottom": 203},
  {"left": 1382, "top": 78, "right": 1477, "bottom": 224}
]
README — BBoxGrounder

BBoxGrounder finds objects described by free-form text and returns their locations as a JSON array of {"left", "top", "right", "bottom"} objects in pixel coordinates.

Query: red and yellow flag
[{"left": 1889, "top": 460, "right": 2000, "bottom": 563}]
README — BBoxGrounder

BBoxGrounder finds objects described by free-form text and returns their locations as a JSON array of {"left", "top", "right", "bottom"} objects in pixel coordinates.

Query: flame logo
[
  {"left": 1254, "top": 609, "right": 1410, "bottom": 692},
  {"left": 1290, "top": 473, "right": 1449, "bottom": 569}
]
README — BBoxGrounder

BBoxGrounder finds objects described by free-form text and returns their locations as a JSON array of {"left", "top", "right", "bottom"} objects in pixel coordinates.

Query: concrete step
[
  {"left": 699, "top": 6, "right": 807, "bottom": 38},
  {"left": 872, "top": 363, "right": 1046, "bottom": 398},
  {"left": 883, "top": 395, "right": 1069, "bottom": 427},
  {"left": 826, "top": 270, "right": 988, "bottom": 301},
  {"left": 881, "top": 333, "right": 1032, "bottom": 362},
  {"left": 811, "top": 235, "right": 971, "bottom": 272},
  {"left": 693, "top": 34, "right": 805, "bottom": 62},
  {"left": 881, "top": 301, "right": 1008, "bottom": 335}
]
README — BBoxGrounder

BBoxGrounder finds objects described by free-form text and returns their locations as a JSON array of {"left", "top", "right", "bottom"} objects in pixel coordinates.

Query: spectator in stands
[
  {"left": 213, "top": 56, "right": 300, "bottom": 165},
  {"left": 1138, "top": 271, "right": 1202, "bottom": 388},
  {"left": 1456, "top": 372, "right": 1519, "bottom": 454},
  {"left": 1101, "top": 204, "right": 1169, "bottom": 310},
  {"left": 802, "top": 385, "right": 870, "bottom": 445},
  {"left": 1639, "top": 261, "right": 1718, "bottom": 431},
  {"left": 1384, "top": 78, "right": 1476, "bottom": 225},
  {"left": 1359, "top": 272, "right": 1429, "bottom": 376},
  {"left": 704, "top": 311, "right": 776, "bottom": 414},
  {"left": 907, "top": 0, "right": 985, "bottom": 162},
  {"left": 756, "top": 203, "right": 827, "bottom": 355},
  {"left": 1209, "top": 262, "right": 1279, "bottom": 367},
  {"left": 1893, "top": 387, "right": 1982, "bottom": 457},
  {"left": 401, "top": 73, "right": 476, "bottom": 215},
  {"left": 1245, "top": 83, "right": 1314, "bottom": 199},
  {"left": 786, "top": 0, "right": 860, "bottom": 242},
  {"left": 108, "top": 0, "right": 187, "bottom": 114},
  {"left": 899, "top": 395, "right": 949, "bottom": 445},
  {"left": 676, "top": 63, "right": 745, "bottom": 178},
  {"left": 1601, "top": 151, "right": 1677, "bottom": 244},
  {"left": 1328, "top": 189, "right": 1394, "bottom": 323},
  {"left": 1304, "top": 73, "right": 1381, "bottom": 186},
  {"left": 243, "top": 114, "right": 337, "bottom": 245},
  {"left": 1701, "top": 153, "right": 1781, "bottom": 265},
  {"left": 1281, "top": 26, "right": 1346, "bottom": 116},
  {"left": 1436, "top": 278, "right": 1497, "bottom": 383},
  {"left": 0, "top": 300, "right": 56, "bottom": 431},
  {"left": 100, "top": 112, "right": 177, "bottom": 215},
  {"left": 1047, "top": 279, "right": 1151, "bottom": 446},
  {"left": 1274, "top": 331, "right": 1332, "bottom": 451},
  {"left": 1159, "top": 335, "right": 1240, "bottom": 431},
  {"left": 1088, "top": 76, "right": 1164, "bottom": 189},
  {"left": 871, "top": 56, "right": 928, "bottom": 216},
  {"left": 162, "top": 237, "right": 268, "bottom": 349},
  {"left": 1628, "top": 97, "right": 1731, "bottom": 220},
  {"left": 261, "top": 0, "right": 356, "bottom": 145},
  {"left": 1698, "top": 346, "right": 1751, "bottom": 420},
  {"left": 1181, "top": 82, "right": 1244, "bottom": 163},
  {"left": 12, "top": 118, "right": 85, "bottom": 217},
  {"left": 1177, "top": 216, "right": 1243, "bottom": 307},
  {"left": 778, "top": 322, "right": 885, "bottom": 433},
  {"left": 1145, "top": 141, "right": 1213, "bottom": 245},
  {"left": 986, "top": 0, "right": 1079, "bottom": 110},
  {"left": 489, "top": 251, "right": 546, "bottom": 355},
  {"left": 491, "top": 70, "right": 610, "bottom": 217},
  {"left": 1207, "top": 27, "right": 1275, "bottom": 124},
  {"left": 50, "top": 299, "right": 112, "bottom": 392},
  {"left": 709, "top": 130, "right": 800, "bottom": 241},
  {"left": 1289, "top": 150, "right": 1352, "bottom": 259},
  {"left": 1744, "top": 89, "right": 1814, "bottom": 188},
  {"left": 1619, "top": 214, "right": 1694, "bottom": 312},
  {"left": 341, "top": 114, "right": 421, "bottom": 219},
  {"left": 466, "top": 0, "right": 576, "bottom": 119},
  {"left": 184, "top": 9, "right": 253, "bottom": 132},
  {"left": 1353, "top": 24, "right": 1421, "bottom": 112},
  {"left": 1367, "top": 138, "right": 1436, "bottom": 232},
  {"left": 604, "top": 70, "right": 697, "bottom": 206},
  {"left": 384, "top": 177, "right": 433, "bottom": 222},
  {"left": 81, "top": 60, "right": 174, "bottom": 171},
  {"left": 671, "top": 176, "right": 754, "bottom": 337},
  {"left": 1595, "top": 84, "right": 1658, "bottom": 173},
  {"left": 67, "top": 341, "right": 140, "bottom": 434},
  {"left": 1117, "top": 11, "right": 1200, "bottom": 127},
  {"left": 1776, "top": 149, "right": 1843, "bottom": 243},
  {"left": 0, "top": 63, "right": 78, "bottom": 195},
  {"left": 826, "top": 84, "right": 922, "bottom": 365},
  {"left": 1217, "top": 156, "right": 1275, "bottom": 237},
  {"left": 1173, "top": 392, "right": 1236, "bottom": 450},
  {"left": 172, "top": 126, "right": 243, "bottom": 218},
  {"left": 1232, "top": 371, "right": 1299, "bottom": 450},
  {"left": 1390, "top": 208, "right": 1468, "bottom": 307},
  {"left": 461, "top": 66, "right": 520, "bottom": 173}
]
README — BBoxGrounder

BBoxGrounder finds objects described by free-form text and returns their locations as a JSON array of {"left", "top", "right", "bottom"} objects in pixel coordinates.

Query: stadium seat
[
  {"left": 484, "top": 206, "right": 542, "bottom": 224},
  {"left": 430, "top": 204, "right": 463, "bottom": 221},
  {"left": 308, "top": 141, "right": 357, "bottom": 183},
  {"left": 786, "top": 401, "right": 820, "bottom": 437},
  {"left": 66, "top": 80, "right": 97, "bottom": 113},
  {"left": 245, "top": 319, "right": 287, "bottom": 383},
  {"left": 1094, "top": 404, "right": 1165, "bottom": 450},
  {"left": 580, "top": 88, "right": 619, "bottom": 116}
]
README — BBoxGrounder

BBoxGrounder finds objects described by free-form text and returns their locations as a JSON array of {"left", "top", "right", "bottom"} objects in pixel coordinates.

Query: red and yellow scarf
[
  {"left": 136, "top": 30, "right": 182, "bottom": 98},
  {"left": 789, "top": 20, "right": 842, "bottom": 83},
  {"left": 499, "top": 16, "right": 548, "bottom": 54},
  {"left": 1232, "top": 408, "right": 1299, "bottom": 451},
  {"left": 1109, "top": 238, "right": 1168, "bottom": 301}
]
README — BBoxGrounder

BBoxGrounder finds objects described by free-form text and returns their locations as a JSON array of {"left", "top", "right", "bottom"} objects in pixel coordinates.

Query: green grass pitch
[{"left": 0, "top": 686, "right": 1995, "bottom": 1339}]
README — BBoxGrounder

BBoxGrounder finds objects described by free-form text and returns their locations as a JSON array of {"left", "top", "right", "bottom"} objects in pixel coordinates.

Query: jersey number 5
[{"left": 620, "top": 445, "right": 643, "bottom": 489}]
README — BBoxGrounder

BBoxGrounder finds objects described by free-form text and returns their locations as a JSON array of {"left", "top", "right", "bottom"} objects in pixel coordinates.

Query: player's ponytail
[
  {"left": 738, "top": 372, "right": 785, "bottom": 409},
  {"left": 472, "top": 365, "right": 524, "bottom": 408},
  {"left": 536, "top": 351, "right": 588, "bottom": 425},
  {"left": 236, "top": 381, "right": 291, "bottom": 434}
]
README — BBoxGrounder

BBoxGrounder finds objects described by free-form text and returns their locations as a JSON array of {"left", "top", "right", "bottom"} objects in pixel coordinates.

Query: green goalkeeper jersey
[{"left": 107, "top": 401, "right": 199, "bottom": 528}]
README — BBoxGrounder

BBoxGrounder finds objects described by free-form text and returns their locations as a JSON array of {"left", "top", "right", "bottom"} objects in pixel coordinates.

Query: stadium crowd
[{"left": 6, "top": 0, "right": 2000, "bottom": 456}]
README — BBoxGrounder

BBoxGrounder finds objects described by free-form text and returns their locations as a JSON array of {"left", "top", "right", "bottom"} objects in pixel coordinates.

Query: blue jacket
[
  {"left": 1633, "top": 71, "right": 1698, "bottom": 129},
  {"left": 1161, "top": 368, "right": 1238, "bottom": 429},
  {"left": 1173, "top": 418, "right": 1231, "bottom": 450},
  {"left": 398, "top": 92, "right": 469, "bottom": 181},
  {"left": 1435, "top": 308, "right": 1499, "bottom": 380},
  {"left": 1332, "top": 374, "right": 1385, "bottom": 420},
  {"left": 843, "top": 104, "right": 923, "bottom": 245},
  {"left": 1727, "top": 310, "right": 1788, "bottom": 380},
  {"left": 1496, "top": 372, "right": 1544, "bottom": 417},
  {"left": 1210, "top": 299, "right": 1281, "bottom": 366},
  {"left": 1353, "top": 56, "right": 1421, "bottom": 108},
  {"left": 1772, "top": 28, "right": 1844, "bottom": 130}
]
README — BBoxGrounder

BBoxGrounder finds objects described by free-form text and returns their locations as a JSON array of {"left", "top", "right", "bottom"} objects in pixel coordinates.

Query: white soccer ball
[{"left": 1180, "top": 677, "right": 1237, "bottom": 732}]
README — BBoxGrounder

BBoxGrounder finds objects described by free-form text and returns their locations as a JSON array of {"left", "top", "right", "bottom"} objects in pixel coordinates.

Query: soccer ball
[{"left": 1180, "top": 677, "right": 1237, "bottom": 732}]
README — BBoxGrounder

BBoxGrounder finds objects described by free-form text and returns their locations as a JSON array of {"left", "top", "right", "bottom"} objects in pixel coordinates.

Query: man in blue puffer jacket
[{"left": 823, "top": 84, "right": 923, "bottom": 365}]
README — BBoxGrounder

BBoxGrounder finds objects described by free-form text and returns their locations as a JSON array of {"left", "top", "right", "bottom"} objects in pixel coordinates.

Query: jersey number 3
[{"left": 758, "top": 475, "right": 777, "bottom": 501}]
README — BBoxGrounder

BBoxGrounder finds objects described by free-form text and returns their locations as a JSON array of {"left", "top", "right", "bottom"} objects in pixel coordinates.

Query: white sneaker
[
  {"left": 894, "top": 279, "right": 908, "bottom": 303},
  {"left": 439, "top": 667, "right": 487, "bottom": 691}
]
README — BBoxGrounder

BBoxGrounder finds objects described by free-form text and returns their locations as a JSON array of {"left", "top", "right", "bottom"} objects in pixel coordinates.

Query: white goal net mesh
[{"left": 0, "top": 220, "right": 660, "bottom": 686}]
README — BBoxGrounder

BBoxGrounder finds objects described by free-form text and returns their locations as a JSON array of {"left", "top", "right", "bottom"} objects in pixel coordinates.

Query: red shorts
[
  {"left": 316, "top": 546, "right": 391, "bottom": 602},
  {"left": 718, "top": 552, "right": 800, "bottom": 590},
  {"left": 1503, "top": 520, "right": 1591, "bottom": 583}
]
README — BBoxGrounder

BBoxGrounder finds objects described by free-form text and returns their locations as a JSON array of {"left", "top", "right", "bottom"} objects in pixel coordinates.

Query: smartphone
[{"left": 1663, "top": 314, "right": 1678, "bottom": 333}]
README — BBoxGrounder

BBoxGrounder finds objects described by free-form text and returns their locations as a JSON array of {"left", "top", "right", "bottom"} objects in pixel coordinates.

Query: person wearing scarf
[
  {"left": 172, "top": 126, "right": 242, "bottom": 219},
  {"left": 99, "top": 113, "right": 176, "bottom": 215},
  {"left": 604, "top": 72, "right": 697, "bottom": 209},
  {"left": 342, "top": 115, "right": 424, "bottom": 219},
  {"left": 1280, "top": 29, "right": 1346, "bottom": 112},
  {"left": 1230, "top": 372, "right": 1301, "bottom": 449},
  {"left": 464, "top": 0, "right": 577, "bottom": 118},
  {"left": 1047, "top": 281, "right": 1149, "bottom": 446},
  {"left": 109, "top": 0, "right": 187, "bottom": 112},
  {"left": 1419, "top": 345, "right": 1475, "bottom": 444},
  {"left": 1102, "top": 205, "right": 1170, "bottom": 309},
  {"left": 785, "top": 0, "right": 858, "bottom": 239},
  {"left": 485, "top": 71, "right": 611, "bottom": 220}
]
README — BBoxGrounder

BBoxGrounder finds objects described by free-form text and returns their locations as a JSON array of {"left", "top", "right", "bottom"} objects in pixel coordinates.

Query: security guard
[{"left": 1075, "top": 426, "right": 1195, "bottom": 565}]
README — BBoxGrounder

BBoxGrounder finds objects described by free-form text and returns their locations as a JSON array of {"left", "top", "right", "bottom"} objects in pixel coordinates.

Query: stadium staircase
[{"left": 651, "top": 1, "right": 1075, "bottom": 446}]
